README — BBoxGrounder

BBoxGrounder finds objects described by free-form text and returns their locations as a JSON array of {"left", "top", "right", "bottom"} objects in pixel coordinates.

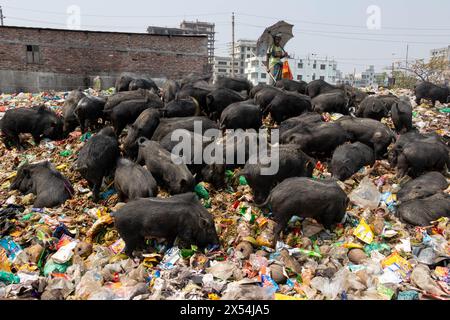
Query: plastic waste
[
  {"left": 397, "top": 290, "right": 419, "bottom": 300},
  {"left": 52, "top": 241, "right": 78, "bottom": 264},
  {"left": 194, "top": 183, "right": 210, "bottom": 200},
  {"left": 349, "top": 177, "right": 381, "bottom": 209},
  {"left": 158, "top": 247, "right": 181, "bottom": 270},
  {"left": 0, "top": 270, "right": 20, "bottom": 284}
]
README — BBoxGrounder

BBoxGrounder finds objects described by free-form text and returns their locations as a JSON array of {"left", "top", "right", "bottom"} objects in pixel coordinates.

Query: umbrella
[{"left": 256, "top": 20, "right": 294, "bottom": 57}]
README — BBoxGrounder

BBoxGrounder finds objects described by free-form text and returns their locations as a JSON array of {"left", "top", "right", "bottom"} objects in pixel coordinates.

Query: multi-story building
[
  {"left": 213, "top": 56, "right": 239, "bottom": 81},
  {"left": 361, "top": 65, "right": 376, "bottom": 88},
  {"left": 232, "top": 39, "right": 257, "bottom": 76},
  {"left": 180, "top": 20, "right": 215, "bottom": 71},
  {"left": 431, "top": 46, "right": 450, "bottom": 61},
  {"left": 430, "top": 45, "right": 450, "bottom": 83},
  {"left": 243, "top": 55, "right": 340, "bottom": 86},
  {"left": 340, "top": 66, "right": 379, "bottom": 88}
]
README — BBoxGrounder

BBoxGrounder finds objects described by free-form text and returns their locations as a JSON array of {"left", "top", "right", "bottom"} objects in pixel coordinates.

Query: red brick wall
[{"left": 0, "top": 26, "right": 208, "bottom": 79}]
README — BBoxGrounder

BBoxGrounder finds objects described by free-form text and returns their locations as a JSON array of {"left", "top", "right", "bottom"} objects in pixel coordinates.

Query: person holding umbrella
[{"left": 266, "top": 33, "right": 289, "bottom": 85}]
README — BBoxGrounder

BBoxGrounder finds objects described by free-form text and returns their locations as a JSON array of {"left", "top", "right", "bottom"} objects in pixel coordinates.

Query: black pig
[
  {"left": 161, "top": 98, "right": 199, "bottom": 118},
  {"left": 1, "top": 105, "right": 63, "bottom": 149},
  {"left": 331, "top": 142, "right": 375, "bottom": 181},
  {"left": 266, "top": 92, "right": 312, "bottom": 124},
  {"left": 114, "top": 158, "right": 158, "bottom": 201},
  {"left": 74, "top": 96, "right": 106, "bottom": 133},
  {"left": 391, "top": 98, "right": 413, "bottom": 133},
  {"left": 241, "top": 144, "right": 316, "bottom": 205},
  {"left": 112, "top": 193, "right": 219, "bottom": 256},
  {"left": 74, "top": 127, "right": 120, "bottom": 202},
  {"left": 136, "top": 138, "right": 195, "bottom": 195},
  {"left": 397, "top": 193, "right": 450, "bottom": 226},
  {"left": 122, "top": 108, "right": 160, "bottom": 159},
  {"left": 396, "top": 141, "right": 450, "bottom": 178},
  {"left": 105, "top": 97, "right": 163, "bottom": 136},
  {"left": 336, "top": 116, "right": 394, "bottom": 159},
  {"left": 10, "top": 161, "right": 74, "bottom": 208},
  {"left": 397, "top": 171, "right": 448, "bottom": 203},
  {"left": 219, "top": 102, "right": 262, "bottom": 131},
  {"left": 261, "top": 177, "right": 348, "bottom": 242}
]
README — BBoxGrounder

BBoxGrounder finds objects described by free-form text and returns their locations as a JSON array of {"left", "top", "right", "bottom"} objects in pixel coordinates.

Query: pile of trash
[{"left": 0, "top": 88, "right": 449, "bottom": 300}]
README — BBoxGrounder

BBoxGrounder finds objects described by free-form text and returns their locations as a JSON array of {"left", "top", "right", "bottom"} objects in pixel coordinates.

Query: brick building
[{"left": 0, "top": 26, "right": 208, "bottom": 93}]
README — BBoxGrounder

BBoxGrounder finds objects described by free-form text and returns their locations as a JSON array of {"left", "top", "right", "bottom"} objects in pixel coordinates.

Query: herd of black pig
[{"left": 1, "top": 74, "right": 449, "bottom": 257}]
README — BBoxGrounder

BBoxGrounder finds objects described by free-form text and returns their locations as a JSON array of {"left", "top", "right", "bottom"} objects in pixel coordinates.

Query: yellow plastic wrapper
[
  {"left": 242, "top": 236, "right": 258, "bottom": 246},
  {"left": 353, "top": 219, "right": 374, "bottom": 244},
  {"left": 256, "top": 234, "right": 273, "bottom": 248},
  {"left": 275, "top": 293, "right": 306, "bottom": 300},
  {"left": 208, "top": 293, "right": 220, "bottom": 300},
  {"left": 142, "top": 253, "right": 162, "bottom": 268},
  {"left": 56, "top": 164, "right": 67, "bottom": 171},
  {"left": 343, "top": 243, "right": 364, "bottom": 249},
  {"left": 381, "top": 252, "right": 412, "bottom": 279},
  {"left": 86, "top": 214, "right": 114, "bottom": 242},
  {"left": 0, "top": 248, "right": 11, "bottom": 272}
]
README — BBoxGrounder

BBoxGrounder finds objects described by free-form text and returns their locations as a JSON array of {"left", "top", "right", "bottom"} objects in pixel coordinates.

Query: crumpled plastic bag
[
  {"left": 349, "top": 177, "right": 381, "bottom": 210},
  {"left": 410, "top": 264, "right": 447, "bottom": 296},
  {"left": 206, "top": 261, "right": 238, "bottom": 281}
]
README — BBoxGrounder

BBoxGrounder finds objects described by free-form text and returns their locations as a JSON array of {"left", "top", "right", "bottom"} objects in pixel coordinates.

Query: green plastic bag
[
  {"left": 59, "top": 150, "right": 72, "bottom": 157},
  {"left": 194, "top": 183, "right": 210, "bottom": 200},
  {"left": 239, "top": 176, "right": 248, "bottom": 186},
  {"left": 0, "top": 271, "right": 20, "bottom": 284},
  {"left": 43, "top": 259, "right": 69, "bottom": 276}
]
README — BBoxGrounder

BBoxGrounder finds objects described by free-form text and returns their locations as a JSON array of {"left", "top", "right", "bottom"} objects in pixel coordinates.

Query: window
[
  {"left": 298, "top": 63, "right": 303, "bottom": 69},
  {"left": 320, "top": 76, "right": 325, "bottom": 80},
  {"left": 218, "top": 68, "right": 227, "bottom": 73},
  {"left": 297, "top": 75, "right": 303, "bottom": 81},
  {"left": 312, "top": 74, "right": 316, "bottom": 80},
  {"left": 313, "top": 64, "right": 317, "bottom": 69},
  {"left": 26, "top": 45, "right": 40, "bottom": 64},
  {"left": 218, "top": 61, "right": 227, "bottom": 65},
  {"left": 240, "top": 62, "right": 244, "bottom": 67},
  {"left": 251, "top": 60, "right": 259, "bottom": 67},
  {"left": 320, "top": 64, "right": 326, "bottom": 70},
  {"left": 247, "top": 54, "right": 250, "bottom": 58},
  {"left": 241, "top": 47, "right": 245, "bottom": 53},
  {"left": 261, "top": 73, "right": 266, "bottom": 79},
  {"left": 241, "top": 55, "right": 245, "bottom": 60},
  {"left": 247, "top": 47, "right": 251, "bottom": 51}
]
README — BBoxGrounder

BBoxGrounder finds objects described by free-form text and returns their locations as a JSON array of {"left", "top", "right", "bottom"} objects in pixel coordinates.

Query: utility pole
[
  {"left": 231, "top": 12, "right": 235, "bottom": 77},
  {"left": 405, "top": 44, "right": 409, "bottom": 75},
  {"left": 0, "top": 6, "right": 5, "bottom": 26}
]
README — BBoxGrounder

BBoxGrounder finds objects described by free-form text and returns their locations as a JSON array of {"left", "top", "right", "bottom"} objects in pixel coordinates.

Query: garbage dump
[{"left": 0, "top": 85, "right": 449, "bottom": 301}]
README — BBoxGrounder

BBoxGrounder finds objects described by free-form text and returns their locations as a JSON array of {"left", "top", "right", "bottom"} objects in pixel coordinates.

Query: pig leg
[
  {"left": 415, "top": 97, "right": 421, "bottom": 105},
  {"left": 396, "top": 154, "right": 409, "bottom": 178},
  {"left": 32, "top": 133, "right": 42, "bottom": 146},
  {"left": 123, "top": 235, "right": 142, "bottom": 257},
  {"left": 91, "top": 178, "right": 102, "bottom": 202}
]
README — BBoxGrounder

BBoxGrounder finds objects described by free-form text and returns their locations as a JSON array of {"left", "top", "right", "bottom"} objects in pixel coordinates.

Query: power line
[
  {"left": 235, "top": 22, "right": 449, "bottom": 45},
  {"left": 3, "top": 6, "right": 230, "bottom": 19},
  {"left": 237, "top": 12, "right": 450, "bottom": 31}
]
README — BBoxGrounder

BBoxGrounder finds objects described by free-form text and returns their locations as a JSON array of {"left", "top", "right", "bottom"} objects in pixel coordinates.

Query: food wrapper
[
  {"left": 434, "top": 267, "right": 449, "bottom": 283},
  {"left": 377, "top": 284, "right": 395, "bottom": 300},
  {"left": 381, "top": 252, "right": 412, "bottom": 280},
  {"left": 353, "top": 219, "right": 374, "bottom": 244},
  {"left": 109, "top": 239, "right": 126, "bottom": 255}
]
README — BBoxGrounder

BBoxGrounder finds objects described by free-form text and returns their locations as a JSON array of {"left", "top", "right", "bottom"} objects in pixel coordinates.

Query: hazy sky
[{"left": 2, "top": 0, "right": 449, "bottom": 73}]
